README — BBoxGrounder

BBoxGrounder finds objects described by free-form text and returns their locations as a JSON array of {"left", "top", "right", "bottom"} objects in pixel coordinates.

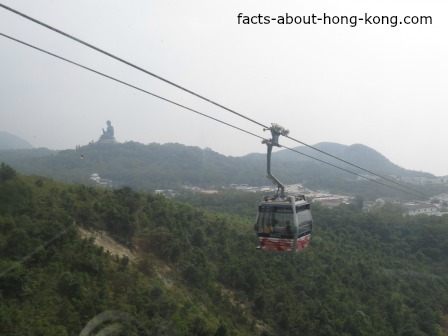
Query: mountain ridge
[
  {"left": 0, "top": 140, "right": 438, "bottom": 198},
  {"left": 247, "top": 141, "right": 432, "bottom": 178},
  {"left": 0, "top": 131, "right": 33, "bottom": 150}
]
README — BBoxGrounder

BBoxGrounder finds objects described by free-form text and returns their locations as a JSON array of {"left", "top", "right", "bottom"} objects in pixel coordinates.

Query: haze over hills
[
  {"left": 0, "top": 131, "right": 33, "bottom": 150},
  {"left": 0, "top": 138, "right": 443, "bottom": 199},
  {"left": 249, "top": 142, "right": 434, "bottom": 178}
]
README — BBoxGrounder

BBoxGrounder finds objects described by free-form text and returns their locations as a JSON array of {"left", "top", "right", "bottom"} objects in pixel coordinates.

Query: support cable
[
  {"left": 0, "top": 31, "right": 428, "bottom": 199},
  {"left": 0, "top": 32, "right": 262, "bottom": 142},
  {"left": 281, "top": 144, "right": 422, "bottom": 196},
  {"left": 0, "top": 3, "right": 268, "bottom": 130},
  {"left": 283, "top": 134, "right": 429, "bottom": 197},
  {"left": 0, "top": 3, "right": 428, "bottom": 197}
]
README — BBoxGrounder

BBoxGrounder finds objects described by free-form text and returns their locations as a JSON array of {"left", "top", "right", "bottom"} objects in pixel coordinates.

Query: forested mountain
[
  {"left": 248, "top": 142, "right": 433, "bottom": 178},
  {"left": 1, "top": 164, "right": 448, "bottom": 335},
  {"left": 0, "top": 131, "right": 33, "bottom": 150},
  {"left": 0, "top": 141, "right": 441, "bottom": 200}
]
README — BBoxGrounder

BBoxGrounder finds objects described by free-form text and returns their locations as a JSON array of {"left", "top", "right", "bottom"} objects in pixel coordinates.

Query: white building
[
  {"left": 90, "top": 173, "right": 113, "bottom": 187},
  {"left": 404, "top": 203, "right": 438, "bottom": 216}
]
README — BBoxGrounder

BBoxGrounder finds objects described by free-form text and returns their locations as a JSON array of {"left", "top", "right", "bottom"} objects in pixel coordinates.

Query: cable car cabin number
[{"left": 255, "top": 195, "right": 313, "bottom": 253}]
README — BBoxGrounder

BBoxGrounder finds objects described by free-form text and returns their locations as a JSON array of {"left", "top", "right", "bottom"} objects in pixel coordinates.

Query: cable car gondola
[{"left": 254, "top": 124, "right": 313, "bottom": 253}]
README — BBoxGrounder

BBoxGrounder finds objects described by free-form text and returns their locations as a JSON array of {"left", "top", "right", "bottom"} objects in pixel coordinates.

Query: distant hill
[
  {"left": 263, "top": 142, "right": 431, "bottom": 178},
  {"left": 0, "top": 141, "right": 441, "bottom": 199},
  {"left": 0, "top": 131, "right": 33, "bottom": 150}
]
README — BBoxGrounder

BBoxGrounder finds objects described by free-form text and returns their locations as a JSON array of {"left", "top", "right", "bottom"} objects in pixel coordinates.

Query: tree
[{"left": 0, "top": 162, "right": 16, "bottom": 182}]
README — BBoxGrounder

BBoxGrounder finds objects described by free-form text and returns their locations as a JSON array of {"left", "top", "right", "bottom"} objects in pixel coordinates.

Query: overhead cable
[
  {"left": 0, "top": 3, "right": 428, "bottom": 198},
  {"left": 280, "top": 144, "right": 423, "bottom": 197},
  {"left": 283, "top": 135, "right": 429, "bottom": 197},
  {"left": 0, "top": 32, "right": 426, "bottom": 199},
  {"left": 0, "top": 32, "right": 265, "bottom": 144},
  {"left": 0, "top": 3, "right": 267, "bottom": 130}
]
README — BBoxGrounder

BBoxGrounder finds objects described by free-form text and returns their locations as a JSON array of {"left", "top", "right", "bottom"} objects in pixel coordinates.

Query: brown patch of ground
[{"left": 77, "top": 227, "right": 137, "bottom": 262}]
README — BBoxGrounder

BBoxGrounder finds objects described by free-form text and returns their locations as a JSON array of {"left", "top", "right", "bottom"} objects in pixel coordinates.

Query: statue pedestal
[{"left": 97, "top": 138, "right": 117, "bottom": 144}]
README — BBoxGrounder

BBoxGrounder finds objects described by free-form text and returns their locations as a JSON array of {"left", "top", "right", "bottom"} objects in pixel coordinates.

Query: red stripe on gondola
[{"left": 259, "top": 234, "right": 310, "bottom": 252}]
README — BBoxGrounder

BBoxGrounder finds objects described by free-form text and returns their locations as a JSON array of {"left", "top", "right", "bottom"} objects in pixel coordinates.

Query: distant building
[
  {"left": 90, "top": 173, "right": 113, "bottom": 187},
  {"left": 313, "top": 196, "right": 351, "bottom": 208},
  {"left": 155, "top": 189, "right": 177, "bottom": 197},
  {"left": 400, "top": 176, "right": 448, "bottom": 185},
  {"left": 404, "top": 203, "right": 438, "bottom": 216},
  {"left": 430, "top": 193, "right": 448, "bottom": 207},
  {"left": 199, "top": 189, "right": 219, "bottom": 194},
  {"left": 362, "top": 199, "right": 386, "bottom": 212}
]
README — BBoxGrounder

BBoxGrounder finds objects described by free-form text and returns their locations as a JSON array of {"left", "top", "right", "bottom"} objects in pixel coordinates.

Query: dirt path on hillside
[{"left": 77, "top": 227, "right": 137, "bottom": 262}]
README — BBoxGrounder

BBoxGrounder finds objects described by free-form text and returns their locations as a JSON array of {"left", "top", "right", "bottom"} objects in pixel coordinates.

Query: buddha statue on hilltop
[{"left": 98, "top": 120, "right": 116, "bottom": 143}]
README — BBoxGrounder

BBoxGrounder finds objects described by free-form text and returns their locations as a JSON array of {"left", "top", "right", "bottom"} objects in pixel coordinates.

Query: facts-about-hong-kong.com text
[{"left": 237, "top": 13, "right": 433, "bottom": 28}]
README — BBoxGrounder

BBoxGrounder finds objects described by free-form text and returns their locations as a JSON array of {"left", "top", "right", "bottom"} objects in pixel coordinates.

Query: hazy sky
[{"left": 1, "top": 1, "right": 447, "bottom": 175}]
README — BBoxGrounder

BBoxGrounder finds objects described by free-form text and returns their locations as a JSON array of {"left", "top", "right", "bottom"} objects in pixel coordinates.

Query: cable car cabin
[{"left": 255, "top": 195, "right": 312, "bottom": 253}]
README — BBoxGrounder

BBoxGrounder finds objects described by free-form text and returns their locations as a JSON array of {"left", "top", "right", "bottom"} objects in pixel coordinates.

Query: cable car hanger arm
[{"left": 262, "top": 123, "right": 289, "bottom": 198}]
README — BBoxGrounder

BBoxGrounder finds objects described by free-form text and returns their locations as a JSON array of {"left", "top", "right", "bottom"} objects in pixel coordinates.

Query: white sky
[{"left": 0, "top": 0, "right": 447, "bottom": 175}]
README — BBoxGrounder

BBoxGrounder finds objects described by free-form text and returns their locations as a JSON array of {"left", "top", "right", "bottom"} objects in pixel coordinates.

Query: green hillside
[
  {"left": 1, "top": 163, "right": 448, "bottom": 335},
  {"left": 0, "top": 142, "right": 263, "bottom": 189},
  {"left": 0, "top": 141, "right": 442, "bottom": 201},
  {"left": 253, "top": 142, "right": 434, "bottom": 179}
]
